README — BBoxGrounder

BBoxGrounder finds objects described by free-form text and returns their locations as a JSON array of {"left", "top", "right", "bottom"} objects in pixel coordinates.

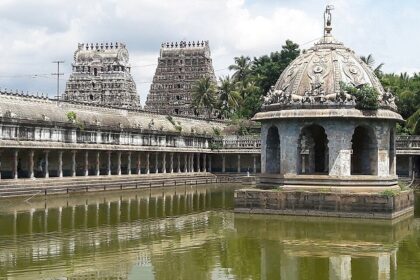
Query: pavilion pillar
[
  {"left": 409, "top": 156, "right": 413, "bottom": 177},
  {"left": 155, "top": 152, "right": 159, "bottom": 174},
  {"left": 184, "top": 154, "right": 188, "bottom": 173},
  {"left": 222, "top": 154, "right": 226, "bottom": 173},
  {"left": 107, "top": 151, "right": 111, "bottom": 175},
  {"left": 329, "top": 255, "right": 351, "bottom": 280},
  {"left": 196, "top": 153, "right": 200, "bottom": 172},
  {"left": 208, "top": 155, "right": 212, "bottom": 172},
  {"left": 280, "top": 254, "right": 298, "bottom": 280},
  {"left": 117, "top": 151, "right": 121, "bottom": 175},
  {"left": 146, "top": 152, "right": 150, "bottom": 174},
  {"left": 177, "top": 153, "right": 181, "bottom": 173},
  {"left": 29, "top": 150, "right": 35, "bottom": 179},
  {"left": 191, "top": 153, "right": 195, "bottom": 172},
  {"left": 84, "top": 151, "right": 89, "bottom": 177},
  {"left": 44, "top": 150, "right": 49, "bottom": 178},
  {"left": 163, "top": 152, "right": 167, "bottom": 174},
  {"left": 203, "top": 154, "right": 207, "bottom": 172},
  {"left": 0, "top": 151, "right": 2, "bottom": 180},
  {"left": 12, "top": 150, "right": 18, "bottom": 179},
  {"left": 127, "top": 151, "right": 132, "bottom": 175},
  {"left": 71, "top": 150, "right": 76, "bottom": 177},
  {"left": 136, "top": 152, "right": 141, "bottom": 175},
  {"left": 253, "top": 155, "right": 257, "bottom": 173},
  {"left": 58, "top": 151, "right": 63, "bottom": 178},
  {"left": 170, "top": 153, "right": 174, "bottom": 173},
  {"left": 95, "top": 151, "right": 100, "bottom": 176},
  {"left": 237, "top": 154, "right": 241, "bottom": 173}
]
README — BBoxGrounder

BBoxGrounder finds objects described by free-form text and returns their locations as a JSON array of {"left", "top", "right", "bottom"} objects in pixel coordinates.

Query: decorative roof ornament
[
  {"left": 260, "top": 5, "right": 398, "bottom": 112},
  {"left": 324, "top": 5, "right": 334, "bottom": 38}
]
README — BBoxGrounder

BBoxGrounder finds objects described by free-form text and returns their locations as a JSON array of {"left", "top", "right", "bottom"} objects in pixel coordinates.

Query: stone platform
[{"left": 234, "top": 188, "right": 414, "bottom": 219}]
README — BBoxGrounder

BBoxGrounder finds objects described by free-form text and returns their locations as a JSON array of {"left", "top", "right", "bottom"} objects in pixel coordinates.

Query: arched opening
[
  {"left": 265, "top": 126, "right": 280, "bottom": 174},
  {"left": 351, "top": 126, "right": 378, "bottom": 175},
  {"left": 93, "top": 68, "right": 98, "bottom": 76},
  {"left": 298, "top": 124, "right": 329, "bottom": 174},
  {"left": 389, "top": 127, "right": 395, "bottom": 175}
]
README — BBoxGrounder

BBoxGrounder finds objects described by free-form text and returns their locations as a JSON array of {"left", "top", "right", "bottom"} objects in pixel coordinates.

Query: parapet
[
  {"left": 160, "top": 40, "right": 209, "bottom": 49},
  {"left": 77, "top": 42, "right": 126, "bottom": 51}
]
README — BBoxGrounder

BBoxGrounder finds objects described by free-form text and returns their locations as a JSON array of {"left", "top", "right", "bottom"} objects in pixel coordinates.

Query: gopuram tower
[
  {"left": 63, "top": 42, "right": 140, "bottom": 109},
  {"left": 145, "top": 41, "right": 217, "bottom": 117}
]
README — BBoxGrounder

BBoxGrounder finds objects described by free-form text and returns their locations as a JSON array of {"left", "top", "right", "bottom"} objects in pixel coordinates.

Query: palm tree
[
  {"left": 228, "top": 56, "right": 251, "bottom": 82},
  {"left": 218, "top": 76, "right": 241, "bottom": 118},
  {"left": 191, "top": 77, "right": 217, "bottom": 119},
  {"left": 360, "top": 54, "right": 384, "bottom": 77}
]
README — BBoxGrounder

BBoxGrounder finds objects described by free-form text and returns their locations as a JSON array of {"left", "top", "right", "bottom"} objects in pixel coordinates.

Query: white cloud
[{"left": 0, "top": 0, "right": 419, "bottom": 105}]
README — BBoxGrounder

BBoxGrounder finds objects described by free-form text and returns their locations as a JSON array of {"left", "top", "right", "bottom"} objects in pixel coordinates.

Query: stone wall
[{"left": 235, "top": 189, "right": 414, "bottom": 219}]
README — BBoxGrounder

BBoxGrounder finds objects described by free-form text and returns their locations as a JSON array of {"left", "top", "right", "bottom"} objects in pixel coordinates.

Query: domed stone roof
[{"left": 261, "top": 7, "right": 397, "bottom": 113}]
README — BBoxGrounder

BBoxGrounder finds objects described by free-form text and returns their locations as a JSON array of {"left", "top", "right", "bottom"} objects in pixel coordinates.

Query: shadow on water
[{"left": 0, "top": 186, "right": 418, "bottom": 280}]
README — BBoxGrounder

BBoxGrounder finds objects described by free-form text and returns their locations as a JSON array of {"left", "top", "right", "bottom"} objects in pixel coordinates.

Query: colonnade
[{"left": 0, "top": 150, "right": 218, "bottom": 180}]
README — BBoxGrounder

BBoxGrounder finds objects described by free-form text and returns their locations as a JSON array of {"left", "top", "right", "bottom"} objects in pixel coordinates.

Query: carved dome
[{"left": 261, "top": 8, "right": 397, "bottom": 112}]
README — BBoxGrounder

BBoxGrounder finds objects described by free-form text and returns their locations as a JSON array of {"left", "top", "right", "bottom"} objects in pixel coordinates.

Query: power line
[{"left": 52, "top": 61, "right": 65, "bottom": 100}]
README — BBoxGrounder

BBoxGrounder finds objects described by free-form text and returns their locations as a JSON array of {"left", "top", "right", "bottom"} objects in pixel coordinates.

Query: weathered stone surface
[{"left": 63, "top": 42, "right": 140, "bottom": 109}]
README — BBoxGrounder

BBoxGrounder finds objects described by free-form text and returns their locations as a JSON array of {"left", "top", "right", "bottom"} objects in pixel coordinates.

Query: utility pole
[{"left": 52, "top": 61, "right": 65, "bottom": 101}]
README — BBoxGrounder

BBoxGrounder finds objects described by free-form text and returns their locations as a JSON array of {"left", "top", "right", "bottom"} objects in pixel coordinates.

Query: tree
[
  {"left": 218, "top": 76, "right": 241, "bottom": 118},
  {"left": 229, "top": 56, "right": 252, "bottom": 83},
  {"left": 360, "top": 54, "right": 384, "bottom": 77},
  {"left": 191, "top": 77, "right": 217, "bottom": 119}
]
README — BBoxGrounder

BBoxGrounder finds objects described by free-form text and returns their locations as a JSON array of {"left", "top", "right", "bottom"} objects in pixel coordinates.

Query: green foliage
[
  {"left": 223, "top": 39, "right": 300, "bottom": 119},
  {"left": 396, "top": 123, "right": 411, "bottom": 135},
  {"left": 192, "top": 77, "right": 217, "bottom": 118},
  {"left": 209, "top": 141, "right": 222, "bottom": 150},
  {"left": 66, "top": 111, "right": 85, "bottom": 130},
  {"left": 66, "top": 111, "right": 77, "bottom": 122},
  {"left": 212, "top": 127, "right": 221, "bottom": 136},
  {"left": 406, "top": 108, "right": 420, "bottom": 135},
  {"left": 380, "top": 189, "right": 400, "bottom": 197},
  {"left": 340, "top": 82, "right": 379, "bottom": 110}
]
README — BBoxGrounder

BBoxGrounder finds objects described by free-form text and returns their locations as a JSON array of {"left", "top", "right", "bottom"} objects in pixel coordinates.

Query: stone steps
[{"left": 0, "top": 173, "right": 234, "bottom": 198}]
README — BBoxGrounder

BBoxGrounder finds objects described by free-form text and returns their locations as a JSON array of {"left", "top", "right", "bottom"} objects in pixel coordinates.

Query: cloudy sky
[{"left": 0, "top": 0, "right": 419, "bottom": 105}]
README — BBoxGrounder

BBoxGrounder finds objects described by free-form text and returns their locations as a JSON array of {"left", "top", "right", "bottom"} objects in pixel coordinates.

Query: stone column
[
  {"left": 253, "top": 155, "right": 257, "bottom": 173},
  {"left": 163, "top": 152, "right": 167, "bottom": 174},
  {"left": 95, "top": 151, "right": 100, "bottom": 176},
  {"left": 209, "top": 155, "right": 212, "bottom": 172},
  {"left": 155, "top": 153, "right": 159, "bottom": 174},
  {"left": 44, "top": 150, "right": 49, "bottom": 178},
  {"left": 203, "top": 154, "right": 207, "bottom": 172},
  {"left": 196, "top": 153, "right": 200, "bottom": 172},
  {"left": 0, "top": 151, "right": 2, "bottom": 180},
  {"left": 117, "top": 151, "right": 121, "bottom": 176},
  {"left": 127, "top": 151, "right": 132, "bottom": 175},
  {"left": 71, "top": 150, "right": 76, "bottom": 177},
  {"left": 177, "top": 153, "right": 181, "bottom": 173},
  {"left": 29, "top": 150, "right": 34, "bottom": 179},
  {"left": 170, "top": 153, "right": 174, "bottom": 173},
  {"left": 58, "top": 151, "right": 63, "bottom": 178},
  {"left": 328, "top": 129, "right": 353, "bottom": 177},
  {"left": 329, "top": 255, "right": 351, "bottom": 280},
  {"left": 191, "top": 153, "right": 195, "bottom": 172},
  {"left": 137, "top": 152, "right": 141, "bottom": 175},
  {"left": 222, "top": 155, "right": 226, "bottom": 173},
  {"left": 184, "top": 154, "right": 188, "bottom": 173},
  {"left": 237, "top": 154, "right": 241, "bottom": 173},
  {"left": 107, "top": 151, "right": 111, "bottom": 176},
  {"left": 84, "top": 151, "right": 89, "bottom": 177},
  {"left": 409, "top": 156, "right": 413, "bottom": 177},
  {"left": 146, "top": 152, "right": 150, "bottom": 174}
]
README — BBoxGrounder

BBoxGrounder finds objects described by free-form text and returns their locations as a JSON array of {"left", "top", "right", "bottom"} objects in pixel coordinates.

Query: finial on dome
[{"left": 324, "top": 5, "right": 334, "bottom": 37}]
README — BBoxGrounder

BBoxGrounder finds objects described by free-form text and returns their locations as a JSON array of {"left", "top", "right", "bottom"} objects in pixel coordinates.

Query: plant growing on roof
[{"left": 340, "top": 82, "right": 379, "bottom": 110}]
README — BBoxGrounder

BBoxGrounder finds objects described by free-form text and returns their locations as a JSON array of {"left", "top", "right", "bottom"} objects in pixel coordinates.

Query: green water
[{"left": 0, "top": 185, "right": 419, "bottom": 280}]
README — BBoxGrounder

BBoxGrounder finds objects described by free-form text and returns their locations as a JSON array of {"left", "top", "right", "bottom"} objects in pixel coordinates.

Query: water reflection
[{"left": 0, "top": 186, "right": 417, "bottom": 280}]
